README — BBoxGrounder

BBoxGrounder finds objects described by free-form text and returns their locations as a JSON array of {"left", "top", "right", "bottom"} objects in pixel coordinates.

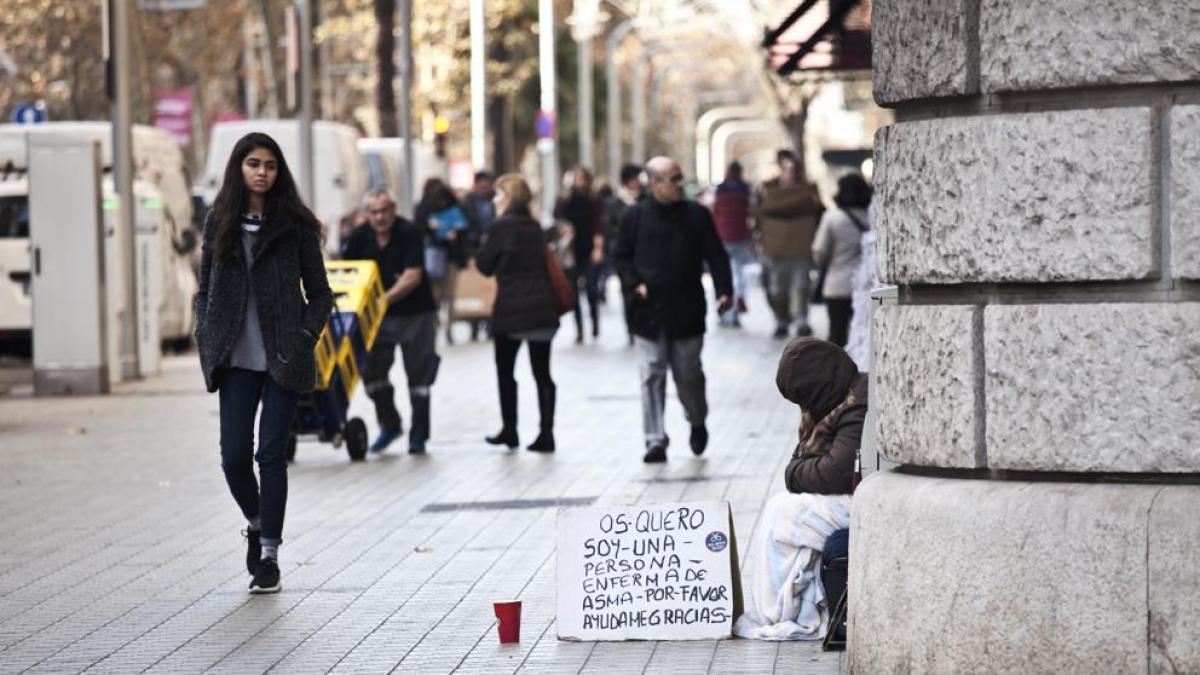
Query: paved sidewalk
[{"left": 0, "top": 286, "right": 840, "bottom": 674}]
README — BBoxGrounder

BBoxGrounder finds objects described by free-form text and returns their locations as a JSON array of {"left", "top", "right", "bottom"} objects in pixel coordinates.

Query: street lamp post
[
  {"left": 570, "top": 0, "right": 601, "bottom": 171},
  {"left": 537, "top": 0, "right": 557, "bottom": 227},
  {"left": 296, "top": 0, "right": 315, "bottom": 206},
  {"left": 106, "top": 0, "right": 140, "bottom": 380},
  {"left": 398, "top": 0, "right": 414, "bottom": 217},
  {"left": 469, "top": 0, "right": 486, "bottom": 170},
  {"left": 604, "top": 20, "right": 636, "bottom": 184}
]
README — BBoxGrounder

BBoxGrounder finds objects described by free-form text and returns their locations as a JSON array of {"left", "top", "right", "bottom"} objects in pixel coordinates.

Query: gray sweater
[{"left": 227, "top": 225, "right": 268, "bottom": 372}]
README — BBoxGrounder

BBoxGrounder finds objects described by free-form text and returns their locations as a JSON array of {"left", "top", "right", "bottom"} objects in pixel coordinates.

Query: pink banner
[{"left": 153, "top": 88, "right": 192, "bottom": 147}]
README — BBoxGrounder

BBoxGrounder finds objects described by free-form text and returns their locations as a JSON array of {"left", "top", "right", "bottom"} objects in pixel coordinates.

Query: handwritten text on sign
[{"left": 557, "top": 501, "right": 740, "bottom": 641}]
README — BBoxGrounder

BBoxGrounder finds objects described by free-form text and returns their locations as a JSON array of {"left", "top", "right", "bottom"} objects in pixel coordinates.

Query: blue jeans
[
  {"left": 218, "top": 367, "right": 298, "bottom": 545},
  {"left": 722, "top": 241, "right": 754, "bottom": 322}
]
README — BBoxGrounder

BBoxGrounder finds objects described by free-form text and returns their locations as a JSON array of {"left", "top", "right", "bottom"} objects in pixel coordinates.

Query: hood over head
[{"left": 775, "top": 337, "right": 859, "bottom": 421}]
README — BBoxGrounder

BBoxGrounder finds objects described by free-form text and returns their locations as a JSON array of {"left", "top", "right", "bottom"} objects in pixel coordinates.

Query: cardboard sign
[{"left": 556, "top": 501, "right": 743, "bottom": 641}]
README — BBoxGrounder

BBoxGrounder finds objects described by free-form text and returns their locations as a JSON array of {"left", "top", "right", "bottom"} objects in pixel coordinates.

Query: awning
[{"left": 763, "top": 0, "right": 871, "bottom": 76}]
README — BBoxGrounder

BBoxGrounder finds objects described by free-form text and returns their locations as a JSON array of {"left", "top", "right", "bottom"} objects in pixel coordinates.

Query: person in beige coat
[{"left": 755, "top": 150, "right": 825, "bottom": 339}]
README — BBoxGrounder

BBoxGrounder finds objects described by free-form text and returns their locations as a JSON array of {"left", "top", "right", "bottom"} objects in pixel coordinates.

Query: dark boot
[
  {"left": 487, "top": 378, "right": 518, "bottom": 448},
  {"left": 409, "top": 393, "right": 430, "bottom": 454},
  {"left": 527, "top": 383, "right": 556, "bottom": 452},
  {"left": 368, "top": 384, "right": 403, "bottom": 437}
]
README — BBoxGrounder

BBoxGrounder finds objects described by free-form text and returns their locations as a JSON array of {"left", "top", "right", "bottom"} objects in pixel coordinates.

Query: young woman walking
[
  {"left": 476, "top": 174, "right": 560, "bottom": 452},
  {"left": 194, "top": 133, "right": 332, "bottom": 593}
]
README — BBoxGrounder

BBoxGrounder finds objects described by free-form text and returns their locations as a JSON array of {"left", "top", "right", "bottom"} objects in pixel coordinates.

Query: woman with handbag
[
  {"left": 811, "top": 173, "right": 872, "bottom": 347},
  {"left": 475, "top": 174, "right": 567, "bottom": 452}
]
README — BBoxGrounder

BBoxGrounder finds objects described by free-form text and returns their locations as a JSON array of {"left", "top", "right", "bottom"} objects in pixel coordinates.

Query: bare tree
[{"left": 374, "top": 0, "right": 397, "bottom": 137}]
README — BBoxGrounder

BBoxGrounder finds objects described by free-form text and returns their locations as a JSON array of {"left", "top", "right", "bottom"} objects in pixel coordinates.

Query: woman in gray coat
[
  {"left": 194, "top": 133, "right": 332, "bottom": 594},
  {"left": 812, "top": 174, "right": 872, "bottom": 347}
]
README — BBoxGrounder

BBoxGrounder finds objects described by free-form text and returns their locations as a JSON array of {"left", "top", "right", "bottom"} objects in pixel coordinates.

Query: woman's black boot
[
  {"left": 486, "top": 429, "right": 519, "bottom": 449},
  {"left": 527, "top": 384, "right": 556, "bottom": 452},
  {"left": 527, "top": 432, "right": 555, "bottom": 453}
]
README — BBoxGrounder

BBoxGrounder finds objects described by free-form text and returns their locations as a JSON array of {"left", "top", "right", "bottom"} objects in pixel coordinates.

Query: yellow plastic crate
[
  {"left": 335, "top": 337, "right": 361, "bottom": 400},
  {"left": 313, "top": 323, "right": 339, "bottom": 390},
  {"left": 325, "top": 260, "right": 388, "bottom": 354}
]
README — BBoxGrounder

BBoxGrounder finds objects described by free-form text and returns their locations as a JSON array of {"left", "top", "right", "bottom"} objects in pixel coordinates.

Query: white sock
[
  {"left": 247, "top": 518, "right": 261, "bottom": 532},
  {"left": 261, "top": 543, "right": 279, "bottom": 561}
]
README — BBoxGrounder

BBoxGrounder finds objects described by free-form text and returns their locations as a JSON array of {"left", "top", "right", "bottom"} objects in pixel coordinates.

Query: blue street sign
[
  {"left": 535, "top": 109, "right": 556, "bottom": 140},
  {"left": 11, "top": 102, "right": 47, "bottom": 124}
]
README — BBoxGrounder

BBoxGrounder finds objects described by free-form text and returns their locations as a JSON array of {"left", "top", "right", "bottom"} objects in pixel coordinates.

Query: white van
[
  {"left": 200, "top": 120, "right": 368, "bottom": 253},
  {"left": 357, "top": 137, "right": 441, "bottom": 214},
  {"left": 0, "top": 175, "right": 31, "bottom": 342},
  {"left": 0, "top": 123, "right": 198, "bottom": 351}
]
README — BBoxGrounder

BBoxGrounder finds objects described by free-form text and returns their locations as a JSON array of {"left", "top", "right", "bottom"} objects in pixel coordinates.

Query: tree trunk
[
  {"left": 257, "top": 0, "right": 282, "bottom": 116},
  {"left": 375, "top": 0, "right": 398, "bottom": 137},
  {"left": 489, "top": 95, "right": 508, "bottom": 172}
]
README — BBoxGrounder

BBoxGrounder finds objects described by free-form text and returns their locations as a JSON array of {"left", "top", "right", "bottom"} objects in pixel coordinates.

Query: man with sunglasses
[{"left": 614, "top": 156, "right": 734, "bottom": 463}]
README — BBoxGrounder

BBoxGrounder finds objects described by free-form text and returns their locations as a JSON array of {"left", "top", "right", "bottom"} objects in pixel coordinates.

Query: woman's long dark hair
[
  {"left": 210, "top": 132, "right": 321, "bottom": 256},
  {"left": 833, "top": 172, "right": 873, "bottom": 210}
]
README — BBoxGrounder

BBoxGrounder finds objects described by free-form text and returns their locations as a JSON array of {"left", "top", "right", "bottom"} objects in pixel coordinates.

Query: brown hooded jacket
[{"left": 775, "top": 338, "right": 869, "bottom": 495}]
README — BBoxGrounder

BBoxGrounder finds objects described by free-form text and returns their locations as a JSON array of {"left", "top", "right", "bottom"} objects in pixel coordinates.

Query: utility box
[
  {"left": 863, "top": 285, "right": 898, "bottom": 477},
  {"left": 28, "top": 136, "right": 109, "bottom": 396}
]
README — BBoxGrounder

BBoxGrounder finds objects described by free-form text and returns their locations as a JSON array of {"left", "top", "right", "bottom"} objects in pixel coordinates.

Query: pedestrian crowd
[{"left": 193, "top": 131, "right": 875, "bottom": 605}]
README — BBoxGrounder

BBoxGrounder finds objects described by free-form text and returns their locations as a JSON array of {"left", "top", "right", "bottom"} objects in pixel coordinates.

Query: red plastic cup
[{"left": 494, "top": 601, "right": 522, "bottom": 644}]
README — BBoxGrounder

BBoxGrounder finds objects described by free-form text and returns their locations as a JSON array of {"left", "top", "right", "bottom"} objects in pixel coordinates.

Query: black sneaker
[
  {"left": 249, "top": 558, "right": 281, "bottom": 594},
  {"left": 690, "top": 425, "right": 709, "bottom": 456},
  {"left": 643, "top": 444, "right": 667, "bottom": 464},
  {"left": 773, "top": 325, "right": 789, "bottom": 339},
  {"left": 242, "top": 529, "right": 261, "bottom": 576}
]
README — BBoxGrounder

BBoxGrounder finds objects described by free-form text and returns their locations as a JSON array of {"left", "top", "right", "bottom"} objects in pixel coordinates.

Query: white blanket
[{"left": 733, "top": 492, "right": 852, "bottom": 640}]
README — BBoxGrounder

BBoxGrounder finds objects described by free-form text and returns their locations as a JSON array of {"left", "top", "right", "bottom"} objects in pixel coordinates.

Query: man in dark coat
[
  {"left": 614, "top": 156, "right": 733, "bottom": 463},
  {"left": 344, "top": 188, "right": 440, "bottom": 455}
]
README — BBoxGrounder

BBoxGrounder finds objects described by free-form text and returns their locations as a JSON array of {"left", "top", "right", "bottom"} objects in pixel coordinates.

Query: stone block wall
[{"left": 860, "top": 1, "right": 1200, "bottom": 671}]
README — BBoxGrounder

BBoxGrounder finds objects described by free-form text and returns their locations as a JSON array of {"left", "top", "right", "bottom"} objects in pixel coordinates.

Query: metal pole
[
  {"left": 469, "top": 0, "right": 486, "bottom": 169},
  {"left": 605, "top": 20, "right": 635, "bottom": 184},
  {"left": 109, "top": 0, "right": 139, "bottom": 380},
  {"left": 317, "top": 0, "right": 332, "bottom": 120},
  {"left": 256, "top": 0, "right": 279, "bottom": 117},
  {"left": 242, "top": 17, "right": 259, "bottom": 116},
  {"left": 398, "top": 0, "right": 414, "bottom": 217},
  {"left": 297, "top": 0, "right": 315, "bottom": 206},
  {"left": 577, "top": 33, "right": 593, "bottom": 170},
  {"left": 538, "top": 0, "right": 557, "bottom": 226}
]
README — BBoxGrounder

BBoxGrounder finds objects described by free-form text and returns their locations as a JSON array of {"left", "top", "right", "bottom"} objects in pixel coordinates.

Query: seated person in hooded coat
[{"left": 734, "top": 338, "right": 867, "bottom": 640}]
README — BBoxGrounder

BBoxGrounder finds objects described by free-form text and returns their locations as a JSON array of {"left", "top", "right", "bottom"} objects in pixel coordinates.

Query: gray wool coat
[{"left": 193, "top": 214, "right": 333, "bottom": 394}]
